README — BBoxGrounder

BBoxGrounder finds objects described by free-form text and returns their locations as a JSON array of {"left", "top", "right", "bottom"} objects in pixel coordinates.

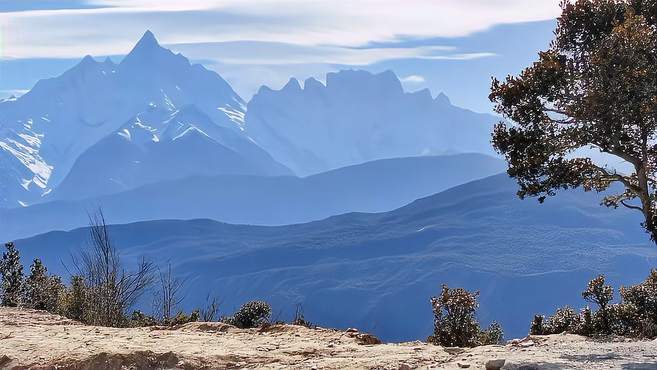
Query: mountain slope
[
  {"left": 245, "top": 70, "right": 498, "bottom": 175},
  {"left": 0, "top": 31, "right": 268, "bottom": 208},
  {"left": 0, "top": 154, "right": 504, "bottom": 241},
  {"left": 50, "top": 105, "right": 290, "bottom": 200},
  {"left": 15, "top": 174, "right": 655, "bottom": 341}
]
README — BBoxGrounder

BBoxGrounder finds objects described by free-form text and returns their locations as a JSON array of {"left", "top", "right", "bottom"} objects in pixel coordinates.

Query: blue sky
[{"left": 0, "top": 0, "right": 560, "bottom": 112}]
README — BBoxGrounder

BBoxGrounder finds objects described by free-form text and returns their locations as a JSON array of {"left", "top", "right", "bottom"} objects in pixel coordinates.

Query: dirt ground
[{"left": 1, "top": 308, "right": 657, "bottom": 369}]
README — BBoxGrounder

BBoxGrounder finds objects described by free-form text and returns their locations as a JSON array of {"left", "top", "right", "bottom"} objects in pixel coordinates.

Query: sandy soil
[{"left": 1, "top": 308, "right": 657, "bottom": 369}]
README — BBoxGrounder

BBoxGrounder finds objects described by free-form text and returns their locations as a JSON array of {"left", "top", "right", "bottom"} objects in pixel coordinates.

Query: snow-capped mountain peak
[{"left": 0, "top": 31, "right": 251, "bottom": 208}]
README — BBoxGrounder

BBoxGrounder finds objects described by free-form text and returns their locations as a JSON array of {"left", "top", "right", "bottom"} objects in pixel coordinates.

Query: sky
[{"left": 0, "top": 0, "right": 562, "bottom": 112}]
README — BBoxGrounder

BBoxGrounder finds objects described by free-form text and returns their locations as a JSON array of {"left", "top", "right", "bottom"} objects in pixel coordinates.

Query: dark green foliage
[
  {"left": 620, "top": 269, "right": 657, "bottom": 337},
  {"left": 130, "top": 310, "right": 158, "bottom": 327},
  {"left": 543, "top": 306, "right": 579, "bottom": 334},
  {"left": 490, "top": 0, "right": 657, "bottom": 242},
  {"left": 222, "top": 300, "right": 272, "bottom": 329},
  {"left": 478, "top": 321, "right": 504, "bottom": 346},
  {"left": 531, "top": 272, "right": 657, "bottom": 338},
  {"left": 0, "top": 242, "right": 23, "bottom": 307},
  {"left": 582, "top": 275, "right": 613, "bottom": 333},
  {"left": 61, "top": 275, "right": 86, "bottom": 321},
  {"left": 577, "top": 306, "right": 594, "bottom": 336},
  {"left": 23, "top": 259, "right": 65, "bottom": 311},
  {"left": 606, "top": 303, "right": 640, "bottom": 336},
  {"left": 172, "top": 309, "right": 200, "bottom": 326},
  {"left": 530, "top": 315, "right": 545, "bottom": 335},
  {"left": 427, "top": 285, "right": 504, "bottom": 347}
]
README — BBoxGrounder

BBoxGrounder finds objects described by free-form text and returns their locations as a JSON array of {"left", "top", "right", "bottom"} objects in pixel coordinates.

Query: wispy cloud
[
  {"left": 169, "top": 41, "right": 492, "bottom": 66},
  {"left": 0, "top": 0, "right": 560, "bottom": 61},
  {"left": 401, "top": 75, "right": 426, "bottom": 84}
]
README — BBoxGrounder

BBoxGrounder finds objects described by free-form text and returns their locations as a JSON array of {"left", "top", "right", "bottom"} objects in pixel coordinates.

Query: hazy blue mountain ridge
[{"left": 14, "top": 174, "right": 655, "bottom": 341}]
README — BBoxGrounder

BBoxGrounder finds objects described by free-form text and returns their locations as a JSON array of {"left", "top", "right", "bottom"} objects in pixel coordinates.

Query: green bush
[
  {"left": 582, "top": 275, "right": 613, "bottom": 333},
  {"left": 531, "top": 271, "right": 657, "bottom": 339},
  {"left": 543, "top": 306, "right": 579, "bottom": 334},
  {"left": 620, "top": 269, "right": 657, "bottom": 337},
  {"left": 530, "top": 315, "right": 545, "bottom": 335},
  {"left": 478, "top": 321, "right": 504, "bottom": 345},
  {"left": 222, "top": 300, "right": 272, "bottom": 329},
  {"left": 427, "top": 285, "right": 503, "bottom": 347}
]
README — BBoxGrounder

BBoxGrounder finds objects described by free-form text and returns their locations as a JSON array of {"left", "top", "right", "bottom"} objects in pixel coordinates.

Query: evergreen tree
[
  {"left": 23, "top": 259, "right": 62, "bottom": 311},
  {"left": 64, "top": 275, "right": 86, "bottom": 321},
  {"left": 0, "top": 242, "right": 24, "bottom": 307}
]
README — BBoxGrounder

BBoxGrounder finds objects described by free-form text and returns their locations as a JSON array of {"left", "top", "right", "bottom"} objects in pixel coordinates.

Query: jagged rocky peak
[
  {"left": 325, "top": 69, "right": 404, "bottom": 95},
  {"left": 119, "top": 30, "right": 188, "bottom": 72}
]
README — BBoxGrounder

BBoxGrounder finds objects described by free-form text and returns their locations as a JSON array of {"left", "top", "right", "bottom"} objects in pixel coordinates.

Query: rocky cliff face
[{"left": 1, "top": 308, "right": 657, "bottom": 369}]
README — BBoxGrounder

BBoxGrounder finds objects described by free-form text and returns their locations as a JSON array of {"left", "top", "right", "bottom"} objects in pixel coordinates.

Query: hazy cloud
[{"left": 0, "top": 0, "right": 561, "bottom": 62}]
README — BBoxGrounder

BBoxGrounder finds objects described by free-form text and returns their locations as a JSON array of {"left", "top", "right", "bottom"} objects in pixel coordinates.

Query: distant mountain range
[
  {"left": 246, "top": 71, "right": 498, "bottom": 175},
  {"left": 0, "top": 31, "right": 273, "bottom": 208},
  {"left": 0, "top": 31, "right": 498, "bottom": 207},
  {"left": 0, "top": 154, "right": 504, "bottom": 241},
  {"left": 15, "top": 174, "right": 654, "bottom": 341}
]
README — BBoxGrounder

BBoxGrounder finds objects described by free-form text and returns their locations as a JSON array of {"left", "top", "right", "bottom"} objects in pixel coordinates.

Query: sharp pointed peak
[
  {"left": 282, "top": 78, "right": 301, "bottom": 91},
  {"left": 123, "top": 30, "right": 164, "bottom": 59},
  {"left": 78, "top": 55, "right": 99, "bottom": 66},
  {"left": 435, "top": 92, "right": 451, "bottom": 105},
  {"left": 69, "top": 55, "right": 99, "bottom": 72},
  {"left": 137, "top": 30, "right": 159, "bottom": 48}
]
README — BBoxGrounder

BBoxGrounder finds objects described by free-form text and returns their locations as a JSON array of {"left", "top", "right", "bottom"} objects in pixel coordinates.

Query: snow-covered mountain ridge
[
  {"left": 0, "top": 30, "right": 498, "bottom": 207},
  {"left": 0, "top": 31, "right": 249, "bottom": 208}
]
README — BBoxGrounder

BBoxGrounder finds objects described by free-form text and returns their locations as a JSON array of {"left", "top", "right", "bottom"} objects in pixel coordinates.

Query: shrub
[
  {"left": 60, "top": 275, "right": 86, "bottom": 321},
  {"left": 620, "top": 269, "right": 657, "bottom": 337},
  {"left": 427, "top": 284, "right": 503, "bottom": 347},
  {"left": 582, "top": 275, "right": 613, "bottom": 333},
  {"left": 291, "top": 304, "right": 313, "bottom": 328},
  {"left": 199, "top": 294, "right": 220, "bottom": 322},
  {"left": 130, "top": 310, "right": 158, "bottom": 327},
  {"left": 0, "top": 242, "right": 24, "bottom": 307},
  {"left": 530, "top": 315, "right": 545, "bottom": 335},
  {"left": 606, "top": 303, "right": 639, "bottom": 336},
  {"left": 543, "top": 306, "right": 579, "bottom": 334},
  {"left": 168, "top": 310, "right": 200, "bottom": 326},
  {"left": 23, "top": 259, "right": 65, "bottom": 311},
  {"left": 478, "top": 321, "right": 504, "bottom": 345},
  {"left": 222, "top": 300, "right": 272, "bottom": 329},
  {"left": 575, "top": 306, "right": 594, "bottom": 336},
  {"left": 70, "top": 211, "right": 155, "bottom": 327},
  {"left": 530, "top": 272, "right": 657, "bottom": 339}
]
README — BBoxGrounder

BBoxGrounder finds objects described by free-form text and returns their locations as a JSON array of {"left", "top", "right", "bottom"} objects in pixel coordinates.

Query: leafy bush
[
  {"left": 478, "top": 321, "right": 504, "bottom": 345},
  {"left": 620, "top": 269, "right": 657, "bottom": 337},
  {"left": 427, "top": 285, "right": 503, "bottom": 347},
  {"left": 531, "top": 271, "right": 657, "bottom": 339},
  {"left": 222, "top": 300, "right": 272, "bottom": 329},
  {"left": 543, "top": 306, "right": 579, "bottom": 334},
  {"left": 575, "top": 306, "right": 594, "bottom": 336},
  {"left": 582, "top": 275, "right": 613, "bottom": 333}
]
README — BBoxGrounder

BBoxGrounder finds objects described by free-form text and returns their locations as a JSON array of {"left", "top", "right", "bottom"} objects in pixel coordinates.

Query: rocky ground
[{"left": 1, "top": 308, "right": 657, "bottom": 369}]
